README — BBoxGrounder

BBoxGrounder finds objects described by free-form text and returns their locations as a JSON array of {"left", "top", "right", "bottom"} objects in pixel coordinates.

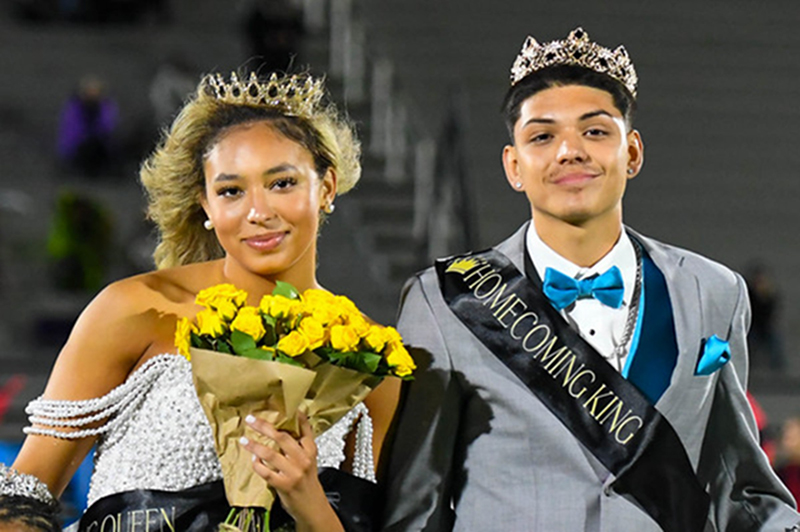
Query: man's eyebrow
[
  {"left": 521, "top": 117, "right": 555, "bottom": 127},
  {"left": 579, "top": 110, "right": 614, "bottom": 121},
  {"left": 521, "top": 110, "right": 615, "bottom": 128}
]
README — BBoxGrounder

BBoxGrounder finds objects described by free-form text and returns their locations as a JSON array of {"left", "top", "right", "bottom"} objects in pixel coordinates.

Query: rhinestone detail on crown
[
  {"left": 510, "top": 27, "right": 638, "bottom": 97},
  {"left": 0, "top": 464, "right": 57, "bottom": 508},
  {"left": 203, "top": 72, "right": 324, "bottom": 118}
]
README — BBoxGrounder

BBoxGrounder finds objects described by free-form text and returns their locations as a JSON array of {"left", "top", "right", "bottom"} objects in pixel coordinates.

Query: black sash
[
  {"left": 77, "top": 481, "right": 229, "bottom": 531},
  {"left": 77, "top": 469, "right": 377, "bottom": 532},
  {"left": 436, "top": 249, "right": 710, "bottom": 532}
]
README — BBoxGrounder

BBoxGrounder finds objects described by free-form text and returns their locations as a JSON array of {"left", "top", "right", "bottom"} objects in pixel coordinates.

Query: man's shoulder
[
  {"left": 633, "top": 231, "right": 743, "bottom": 290},
  {"left": 403, "top": 223, "right": 528, "bottom": 298},
  {"left": 401, "top": 262, "right": 443, "bottom": 306}
]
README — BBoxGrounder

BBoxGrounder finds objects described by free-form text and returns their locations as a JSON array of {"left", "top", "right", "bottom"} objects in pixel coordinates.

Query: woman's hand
[{"left": 240, "top": 413, "right": 344, "bottom": 532}]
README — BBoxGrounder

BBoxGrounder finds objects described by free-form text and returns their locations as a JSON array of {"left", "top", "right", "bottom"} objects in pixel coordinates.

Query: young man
[{"left": 382, "top": 28, "right": 800, "bottom": 531}]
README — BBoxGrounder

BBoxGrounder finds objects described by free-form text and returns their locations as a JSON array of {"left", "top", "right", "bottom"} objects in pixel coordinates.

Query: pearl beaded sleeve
[
  {"left": 24, "top": 354, "right": 376, "bottom": 507},
  {"left": 24, "top": 355, "right": 177, "bottom": 439}
]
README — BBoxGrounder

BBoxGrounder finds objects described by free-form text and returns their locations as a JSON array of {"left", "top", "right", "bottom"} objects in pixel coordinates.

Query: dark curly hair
[
  {"left": 0, "top": 496, "right": 61, "bottom": 532},
  {"left": 502, "top": 64, "right": 637, "bottom": 143}
]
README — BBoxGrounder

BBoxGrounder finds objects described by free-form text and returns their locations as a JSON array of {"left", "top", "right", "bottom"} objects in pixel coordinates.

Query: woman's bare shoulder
[
  {"left": 92, "top": 261, "right": 220, "bottom": 314},
  {"left": 52, "top": 262, "right": 221, "bottom": 373}
]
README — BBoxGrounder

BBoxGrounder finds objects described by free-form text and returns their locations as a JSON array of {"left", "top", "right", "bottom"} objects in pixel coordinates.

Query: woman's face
[{"left": 200, "top": 120, "right": 336, "bottom": 281}]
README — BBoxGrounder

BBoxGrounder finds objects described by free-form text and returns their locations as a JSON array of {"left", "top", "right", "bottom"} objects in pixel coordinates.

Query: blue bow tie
[{"left": 543, "top": 266, "right": 625, "bottom": 310}]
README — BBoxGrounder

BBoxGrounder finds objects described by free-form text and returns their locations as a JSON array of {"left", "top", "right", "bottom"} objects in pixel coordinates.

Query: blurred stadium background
[{"left": 0, "top": 0, "right": 798, "bottom": 518}]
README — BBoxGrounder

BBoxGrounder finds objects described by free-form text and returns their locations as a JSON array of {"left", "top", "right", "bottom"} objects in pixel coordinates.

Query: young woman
[{"left": 0, "top": 71, "right": 399, "bottom": 532}]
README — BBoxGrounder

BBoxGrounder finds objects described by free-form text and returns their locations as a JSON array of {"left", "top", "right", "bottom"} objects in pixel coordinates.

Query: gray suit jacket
[{"left": 383, "top": 223, "right": 799, "bottom": 532}]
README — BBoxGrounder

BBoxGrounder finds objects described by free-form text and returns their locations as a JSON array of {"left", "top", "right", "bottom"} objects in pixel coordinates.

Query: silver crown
[
  {"left": 0, "top": 464, "right": 57, "bottom": 508},
  {"left": 203, "top": 72, "right": 324, "bottom": 118},
  {"left": 510, "top": 27, "right": 638, "bottom": 97}
]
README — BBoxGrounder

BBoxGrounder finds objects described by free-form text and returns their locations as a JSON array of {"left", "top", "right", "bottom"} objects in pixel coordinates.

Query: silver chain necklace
[{"left": 607, "top": 240, "right": 643, "bottom": 369}]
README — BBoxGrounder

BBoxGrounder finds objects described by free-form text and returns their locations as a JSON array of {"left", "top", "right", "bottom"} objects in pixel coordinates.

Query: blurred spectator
[
  {"left": 46, "top": 189, "right": 112, "bottom": 293},
  {"left": 0, "top": 375, "right": 26, "bottom": 426},
  {"left": 776, "top": 416, "right": 800, "bottom": 509},
  {"left": 57, "top": 76, "right": 119, "bottom": 178},
  {"left": 745, "top": 261, "right": 784, "bottom": 371},
  {"left": 239, "top": 0, "right": 304, "bottom": 72},
  {"left": 748, "top": 391, "right": 778, "bottom": 465}
]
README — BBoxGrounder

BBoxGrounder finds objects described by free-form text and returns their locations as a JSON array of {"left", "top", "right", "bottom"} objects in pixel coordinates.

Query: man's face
[{"left": 502, "top": 84, "right": 643, "bottom": 228}]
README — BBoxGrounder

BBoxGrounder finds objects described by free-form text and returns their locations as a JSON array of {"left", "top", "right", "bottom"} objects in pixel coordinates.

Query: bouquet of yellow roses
[{"left": 175, "top": 282, "right": 414, "bottom": 531}]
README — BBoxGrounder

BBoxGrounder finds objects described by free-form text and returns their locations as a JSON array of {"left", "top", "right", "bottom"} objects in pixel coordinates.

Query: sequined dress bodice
[{"left": 26, "top": 354, "right": 374, "bottom": 507}]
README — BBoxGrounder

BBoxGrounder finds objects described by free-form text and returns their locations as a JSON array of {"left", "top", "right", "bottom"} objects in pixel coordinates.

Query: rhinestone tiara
[
  {"left": 203, "top": 71, "right": 324, "bottom": 118},
  {"left": 510, "top": 27, "right": 638, "bottom": 98},
  {"left": 0, "top": 464, "right": 57, "bottom": 508}
]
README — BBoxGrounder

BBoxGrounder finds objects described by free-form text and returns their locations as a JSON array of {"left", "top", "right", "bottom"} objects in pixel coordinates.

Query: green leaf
[
  {"left": 262, "top": 323, "right": 277, "bottom": 347},
  {"left": 215, "top": 340, "right": 232, "bottom": 354},
  {"left": 352, "top": 351, "right": 382, "bottom": 374},
  {"left": 231, "top": 330, "right": 257, "bottom": 355},
  {"left": 190, "top": 331, "right": 203, "bottom": 348},
  {"left": 276, "top": 352, "right": 304, "bottom": 367},
  {"left": 326, "top": 350, "right": 348, "bottom": 364},
  {"left": 273, "top": 281, "right": 300, "bottom": 300},
  {"left": 241, "top": 348, "right": 274, "bottom": 361}
]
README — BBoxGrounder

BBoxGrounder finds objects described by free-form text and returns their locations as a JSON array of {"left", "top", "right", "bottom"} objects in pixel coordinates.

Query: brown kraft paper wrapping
[{"left": 190, "top": 348, "right": 382, "bottom": 509}]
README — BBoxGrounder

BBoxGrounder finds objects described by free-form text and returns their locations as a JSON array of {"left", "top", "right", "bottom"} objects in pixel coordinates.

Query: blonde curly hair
[{"left": 140, "top": 72, "right": 361, "bottom": 269}]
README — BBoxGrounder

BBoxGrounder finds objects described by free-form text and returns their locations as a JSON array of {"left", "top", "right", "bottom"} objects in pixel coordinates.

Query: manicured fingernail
[
  {"left": 239, "top": 436, "right": 249, "bottom": 446},
  {"left": 245, "top": 415, "right": 256, "bottom": 424}
]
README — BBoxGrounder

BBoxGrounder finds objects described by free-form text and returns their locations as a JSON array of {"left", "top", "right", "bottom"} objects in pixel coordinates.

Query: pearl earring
[
  {"left": 203, "top": 219, "right": 214, "bottom": 230},
  {"left": 323, "top": 203, "right": 335, "bottom": 214},
  {"left": 515, "top": 182, "right": 523, "bottom": 189},
  {"left": 627, "top": 168, "right": 634, "bottom": 175}
]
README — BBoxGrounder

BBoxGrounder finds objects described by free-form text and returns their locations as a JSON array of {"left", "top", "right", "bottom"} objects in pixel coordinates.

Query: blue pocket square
[{"left": 696, "top": 335, "right": 731, "bottom": 376}]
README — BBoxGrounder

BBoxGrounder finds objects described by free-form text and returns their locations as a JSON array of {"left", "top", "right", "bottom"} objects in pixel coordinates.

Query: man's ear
[
  {"left": 626, "top": 130, "right": 644, "bottom": 178},
  {"left": 502, "top": 144, "right": 524, "bottom": 191}
]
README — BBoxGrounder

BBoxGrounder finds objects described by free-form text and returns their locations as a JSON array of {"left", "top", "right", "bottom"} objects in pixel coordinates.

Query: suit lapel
[
  {"left": 630, "top": 232, "right": 704, "bottom": 440},
  {"left": 623, "top": 247, "right": 679, "bottom": 404},
  {"left": 495, "top": 222, "right": 528, "bottom": 273},
  {"left": 496, "top": 223, "right": 708, "bottom": 478},
  {"left": 505, "top": 224, "right": 701, "bottom": 419}
]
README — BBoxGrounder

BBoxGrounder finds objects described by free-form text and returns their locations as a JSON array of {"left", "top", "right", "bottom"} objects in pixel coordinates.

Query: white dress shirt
[{"left": 526, "top": 222, "right": 639, "bottom": 373}]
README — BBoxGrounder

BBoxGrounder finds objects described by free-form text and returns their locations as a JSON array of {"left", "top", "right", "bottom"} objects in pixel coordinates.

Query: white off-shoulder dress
[{"left": 24, "top": 354, "right": 375, "bottom": 513}]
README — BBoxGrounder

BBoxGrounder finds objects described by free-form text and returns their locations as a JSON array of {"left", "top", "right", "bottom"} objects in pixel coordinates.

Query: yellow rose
[
  {"left": 383, "top": 326, "right": 403, "bottom": 345},
  {"left": 197, "top": 308, "right": 226, "bottom": 337},
  {"left": 213, "top": 300, "right": 237, "bottom": 321},
  {"left": 345, "top": 313, "right": 370, "bottom": 337},
  {"left": 230, "top": 306, "right": 266, "bottom": 341},
  {"left": 334, "top": 295, "right": 360, "bottom": 315},
  {"left": 310, "top": 303, "right": 340, "bottom": 326},
  {"left": 174, "top": 317, "right": 195, "bottom": 360},
  {"left": 196, "top": 283, "right": 247, "bottom": 313},
  {"left": 259, "top": 294, "right": 275, "bottom": 315},
  {"left": 302, "top": 289, "right": 337, "bottom": 307},
  {"left": 386, "top": 343, "right": 416, "bottom": 377},
  {"left": 269, "top": 296, "right": 302, "bottom": 320},
  {"left": 363, "top": 325, "right": 391, "bottom": 352},
  {"left": 298, "top": 317, "right": 327, "bottom": 350},
  {"left": 330, "top": 324, "right": 360, "bottom": 352},
  {"left": 277, "top": 330, "right": 310, "bottom": 357}
]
